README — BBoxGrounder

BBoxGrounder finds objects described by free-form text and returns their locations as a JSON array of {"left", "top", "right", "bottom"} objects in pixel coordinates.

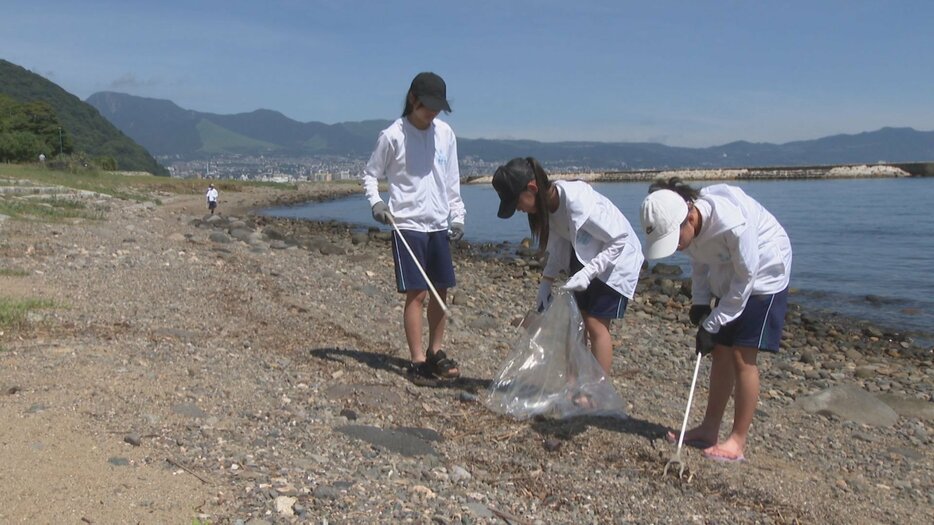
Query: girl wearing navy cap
[
  {"left": 362, "top": 72, "right": 466, "bottom": 383},
  {"left": 493, "top": 157, "right": 643, "bottom": 378}
]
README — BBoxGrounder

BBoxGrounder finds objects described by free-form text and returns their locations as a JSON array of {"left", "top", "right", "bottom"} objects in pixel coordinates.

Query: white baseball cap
[{"left": 640, "top": 189, "right": 689, "bottom": 260}]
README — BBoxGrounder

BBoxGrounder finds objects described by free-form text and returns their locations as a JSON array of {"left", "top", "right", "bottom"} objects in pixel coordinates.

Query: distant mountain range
[
  {"left": 87, "top": 91, "right": 934, "bottom": 170},
  {"left": 0, "top": 60, "right": 166, "bottom": 174}
]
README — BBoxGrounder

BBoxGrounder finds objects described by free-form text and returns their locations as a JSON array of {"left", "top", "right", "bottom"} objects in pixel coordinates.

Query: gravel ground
[{"left": 0, "top": 181, "right": 931, "bottom": 524}]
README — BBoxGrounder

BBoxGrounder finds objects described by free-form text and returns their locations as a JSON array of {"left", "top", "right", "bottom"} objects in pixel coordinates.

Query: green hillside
[{"left": 0, "top": 59, "right": 166, "bottom": 175}]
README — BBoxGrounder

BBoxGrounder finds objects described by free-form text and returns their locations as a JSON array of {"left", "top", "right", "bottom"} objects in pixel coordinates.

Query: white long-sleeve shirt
[
  {"left": 361, "top": 117, "right": 465, "bottom": 231},
  {"left": 541, "top": 180, "right": 644, "bottom": 299},
  {"left": 686, "top": 184, "right": 793, "bottom": 333},
  {"left": 206, "top": 188, "right": 218, "bottom": 202}
]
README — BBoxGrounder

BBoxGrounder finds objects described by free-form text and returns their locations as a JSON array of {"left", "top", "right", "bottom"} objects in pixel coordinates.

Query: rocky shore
[{"left": 1, "top": 181, "right": 931, "bottom": 524}]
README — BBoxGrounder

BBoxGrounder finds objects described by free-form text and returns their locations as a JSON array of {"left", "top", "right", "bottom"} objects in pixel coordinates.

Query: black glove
[
  {"left": 449, "top": 222, "right": 465, "bottom": 242},
  {"left": 371, "top": 202, "right": 394, "bottom": 225},
  {"left": 695, "top": 327, "right": 715, "bottom": 356},
  {"left": 689, "top": 305, "right": 712, "bottom": 326}
]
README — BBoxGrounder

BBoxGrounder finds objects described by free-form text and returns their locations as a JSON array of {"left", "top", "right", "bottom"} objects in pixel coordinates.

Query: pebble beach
[{"left": 1, "top": 180, "right": 931, "bottom": 524}]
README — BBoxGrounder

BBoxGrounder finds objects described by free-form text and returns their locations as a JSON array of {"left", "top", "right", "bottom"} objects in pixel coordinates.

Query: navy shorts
[
  {"left": 392, "top": 229, "right": 456, "bottom": 293},
  {"left": 208, "top": 201, "right": 217, "bottom": 210},
  {"left": 570, "top": 253, "right": 628, "bottom": 320},
  {"left": 712, "top": 288, "right": 789, "bottom": 352}
]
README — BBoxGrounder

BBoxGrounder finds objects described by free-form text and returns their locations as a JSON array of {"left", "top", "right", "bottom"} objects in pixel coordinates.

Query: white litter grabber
[{"left": 664, "top": 350, "right": 703, "bottom": 479}]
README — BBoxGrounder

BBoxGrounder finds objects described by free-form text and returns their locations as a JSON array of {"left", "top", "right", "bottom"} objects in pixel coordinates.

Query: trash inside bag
[{"left": 486, "top": 288, "right": 627, "bottom": 420}]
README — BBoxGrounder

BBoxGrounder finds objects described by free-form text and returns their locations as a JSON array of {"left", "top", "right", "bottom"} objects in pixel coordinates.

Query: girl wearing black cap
[
  {"left": 493, "top": 157, "right": 643, "bottom": 377},
  {"left": 362, "top": 72, "right": 466, "bottom": 383}
]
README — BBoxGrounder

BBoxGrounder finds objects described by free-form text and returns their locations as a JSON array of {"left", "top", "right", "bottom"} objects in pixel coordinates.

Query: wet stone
[{"left": 335, "top": 425, "right": 437, "bottom": 457}]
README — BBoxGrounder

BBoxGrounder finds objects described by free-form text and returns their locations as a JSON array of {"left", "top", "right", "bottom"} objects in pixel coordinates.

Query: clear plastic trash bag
[{"left": 485, "top": 288, "right": 627, "bottom": 420}]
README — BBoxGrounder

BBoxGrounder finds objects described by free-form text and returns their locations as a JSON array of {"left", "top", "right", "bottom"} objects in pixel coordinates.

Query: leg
[
  {"left": 403, "top": 290, "right": 428, "bottom": 362},
  {"left": 426, "top": 288, "right": 448, "bottom": 355},
  {"left": 705, "top": 346, "right": 758, "bottom": 460},
  {"left": 582, "top": 312, "right": 613, "bottom": 376},
  {"left": 426, "top": 288, "right": 459, "bottom": 377},
  {"left": 670, "top": 343, "right": 733, "bottom": 447}
]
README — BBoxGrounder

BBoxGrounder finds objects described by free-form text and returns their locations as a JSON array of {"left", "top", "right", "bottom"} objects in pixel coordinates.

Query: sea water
[{"left": 262, "top": 177, "right": 934, "bottom": 342}]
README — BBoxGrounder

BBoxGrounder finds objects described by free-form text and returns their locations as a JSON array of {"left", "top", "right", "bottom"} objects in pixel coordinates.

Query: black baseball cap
[
  {"left": 492, "top": 158, "right": 535, "bottom": 219},
  {"left": 410, "top": 72, "right": 451, "bottom": 112}
]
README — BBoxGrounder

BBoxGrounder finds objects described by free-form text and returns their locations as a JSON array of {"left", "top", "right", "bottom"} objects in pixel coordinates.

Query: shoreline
[
  {"left": 254, "top": 186, "right": 934, "bottom": 350},
  {"left": 257, "top": 213, "right": 934, "bottom": 358}
]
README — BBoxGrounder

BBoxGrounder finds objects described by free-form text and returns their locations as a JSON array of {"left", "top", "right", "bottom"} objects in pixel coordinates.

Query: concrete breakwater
[
  {"left": 466, "top": 162, "right": 933, "bottom": 184},
  {"left": 599, "top": 163, "right": 917, "bottom": 182}
]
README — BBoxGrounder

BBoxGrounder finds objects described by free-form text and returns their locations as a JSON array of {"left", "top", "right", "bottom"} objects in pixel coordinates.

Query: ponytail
[
  {"left": 526, "top": 157, "right": 553, "bottom": 250},
  {"left": 649, "top": 177, "right": 699, "bottom": 202}
]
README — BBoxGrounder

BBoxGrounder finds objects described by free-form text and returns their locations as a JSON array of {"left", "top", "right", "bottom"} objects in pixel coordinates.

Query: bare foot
[
  {"left": 666, "top": 427, "right": 717, "bottom": 449},
  {"left": 703, "top": 439, "right": 746, "bottom": 462},
  {"left": 572, "top": 392, "right": 596, "bottom": 410}
]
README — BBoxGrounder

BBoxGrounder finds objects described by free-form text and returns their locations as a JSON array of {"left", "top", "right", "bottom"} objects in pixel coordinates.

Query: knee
[
  {"left": 408, "top": 291, "right": 429, "bottom": 306},
  {"left": 731, "top": 346, "right": 759, "bottom": 368}
]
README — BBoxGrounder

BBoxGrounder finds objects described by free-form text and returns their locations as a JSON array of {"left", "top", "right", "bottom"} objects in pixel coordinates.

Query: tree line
[
  {"left": 0, "top": 93, "right": 74, "bottom": 162},
  {"left": 0, "top": 94, "right": 120, "bottom": 170}
]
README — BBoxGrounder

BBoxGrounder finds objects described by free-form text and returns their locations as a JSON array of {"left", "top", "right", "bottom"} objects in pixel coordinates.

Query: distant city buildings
[{"left": 161, "top": 153, "right": 597, "bottom": 182}]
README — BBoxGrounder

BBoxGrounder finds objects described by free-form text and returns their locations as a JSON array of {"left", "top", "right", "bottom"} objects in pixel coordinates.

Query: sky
[{"left": 2, "top": 0, "right": 932, "bottom": 147}]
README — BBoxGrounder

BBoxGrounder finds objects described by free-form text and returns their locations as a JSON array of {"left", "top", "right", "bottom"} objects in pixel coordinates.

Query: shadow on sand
[
  {"left": 308, "top": 346, "right": 491, "bottom": 392},
  {"left": 529, "top": 413, "right": 670, "bottom": 443},
  {"left": 308, "top": 347, "right": 669, "bottom": 444}
]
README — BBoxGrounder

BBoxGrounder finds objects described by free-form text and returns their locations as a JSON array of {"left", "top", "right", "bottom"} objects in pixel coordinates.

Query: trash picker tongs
[{"left": 663, "top": 350, "right": 703, "bottom": 478}]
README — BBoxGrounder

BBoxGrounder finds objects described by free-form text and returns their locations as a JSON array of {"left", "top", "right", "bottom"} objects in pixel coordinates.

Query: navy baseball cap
[
  {"left": 410, "top": 72, "right": 451, "bottom": 112},
  {"left": 492, "top": 159, "right": 535, "bottom": 219}
]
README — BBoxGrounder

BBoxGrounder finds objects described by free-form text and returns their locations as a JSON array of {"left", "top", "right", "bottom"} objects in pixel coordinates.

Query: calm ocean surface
[{"left": 262, "top": 177, "right": 934, "bottom": 341}]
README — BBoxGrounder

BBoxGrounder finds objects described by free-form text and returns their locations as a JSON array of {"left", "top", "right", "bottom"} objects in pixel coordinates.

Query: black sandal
[
  {"left": 426, "top": 349, "right": 460, "bottom": 379},
  {"left": 406, "top": 361, "right": 437, "bottom": 386}
]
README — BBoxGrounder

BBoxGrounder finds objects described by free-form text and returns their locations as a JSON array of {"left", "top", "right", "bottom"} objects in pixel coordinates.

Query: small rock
[
  {"left": 123, "top": 433, "right": 142, "bottom": 447},
  {"left": 450, "top": 465, "right": 472, "bottom": 483},
  {"left": 457, "top": 391, "right": 479, "bottom": 403},
  {"left": 274, "top": 495, "right": 296, "bottom": 516},
  {"left": 543, "top": 438, "right": 562, "bottom": 452}
]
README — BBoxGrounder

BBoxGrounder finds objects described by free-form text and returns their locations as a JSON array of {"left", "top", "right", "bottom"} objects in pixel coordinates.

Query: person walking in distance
[
  {"left": 361, "top": 72, "right": 466, "bottom": 383},
  {"left": 206, "top": 183, "right": 218, "bottom": 215},
  {"left": 641, "top": 177, "right": 792, "bottom": 462}
]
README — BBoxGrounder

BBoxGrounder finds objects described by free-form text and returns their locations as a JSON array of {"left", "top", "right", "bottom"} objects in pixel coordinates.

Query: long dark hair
[
  {"left": 525, "top": 157, "right": 553, "bottom": 250},
  {"left": 402, "top": 91, "right": 417, "bottom": 117},
  {"left": 648, "top": 177, "right": 700, "bottom": 202}
]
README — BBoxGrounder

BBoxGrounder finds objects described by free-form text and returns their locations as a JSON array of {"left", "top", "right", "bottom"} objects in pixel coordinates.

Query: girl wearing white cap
[
  {"left": 362, "top": 72, "right": 466, "bottom": 383},
  {"left": 640, "top": 177, "right": 792, "bottom": 462},
  {"left": 493, "top": 157, "right": 644, "bottom": 377}
]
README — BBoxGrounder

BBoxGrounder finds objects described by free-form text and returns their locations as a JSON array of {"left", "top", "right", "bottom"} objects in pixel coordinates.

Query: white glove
[
  {"left": 536, "top": 281, "right": 553, "bottom": 313},
  {"left": 562, "top": 269, "right": 593, "bottom": 292}
]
